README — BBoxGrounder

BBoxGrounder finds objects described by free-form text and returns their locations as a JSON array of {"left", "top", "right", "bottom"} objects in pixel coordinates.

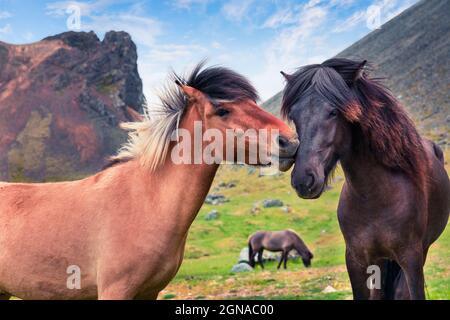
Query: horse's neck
[
  {"left": 293, "top": 238, "right": 308, "bottom": 255},
  {"left": 126, "top": 106, "right": 219, "bottom": 236},
  {"left": 340, "top": 148, "right": 396, "bottom": 200}
]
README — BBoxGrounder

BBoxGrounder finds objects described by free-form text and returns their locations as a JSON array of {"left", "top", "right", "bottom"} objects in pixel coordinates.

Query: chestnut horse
[
  {"left": 248, "top": 230, "right": 313, "bottom": 269},
  {"left": 0, "top": 62, "right": 299, "bottom": 299},
  {"left": 281, "top": 58, "right": 449, "bottom": 300}
]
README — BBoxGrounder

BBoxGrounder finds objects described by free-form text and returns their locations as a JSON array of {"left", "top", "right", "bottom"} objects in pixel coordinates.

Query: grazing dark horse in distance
[
  {"left": 248, "top": 230, "right": 313, "bottom": 269},
  {"left": 281, "top": 58, "right": 450, "bottom": 300}
]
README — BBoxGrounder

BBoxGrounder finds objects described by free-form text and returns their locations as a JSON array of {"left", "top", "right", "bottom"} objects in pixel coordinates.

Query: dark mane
[
  {"left": 164, "top": 60, "right": 259, "bottom": 115},
  {"left": 153, "top": 60, "right": 259, "bottom": 121},
  {"left": 282, "top": 58, "right": 427, "bottom": 186},
  {"left": 180, "top": 60, "right": 259, "bottom": 102}
]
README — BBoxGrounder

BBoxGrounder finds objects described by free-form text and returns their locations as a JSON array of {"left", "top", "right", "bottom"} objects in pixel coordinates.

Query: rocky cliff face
[
  {"left": 0, "top": 31, "right": 145, "bottom": 181},
  {"left": 262, "top": 0, "right": 449, "bottom": 146}
]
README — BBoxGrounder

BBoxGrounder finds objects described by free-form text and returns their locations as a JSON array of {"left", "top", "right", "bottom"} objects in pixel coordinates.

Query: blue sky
[{"left": 0, "top": 0, "right": 418, "bottom": 102}]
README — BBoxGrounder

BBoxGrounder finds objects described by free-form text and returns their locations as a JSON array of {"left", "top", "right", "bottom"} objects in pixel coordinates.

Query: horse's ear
[
  {"left": 175, "top": 80, "right": 202, "bottom": 103},
  {"left": 352, "top": 60, "right": 367, "bottom": 82},
  {"left": 280, "top": 71, "right": 293, "bottom": 82},
  {"left": 175, "top": 80, "right": 209, "bottom": 115}
]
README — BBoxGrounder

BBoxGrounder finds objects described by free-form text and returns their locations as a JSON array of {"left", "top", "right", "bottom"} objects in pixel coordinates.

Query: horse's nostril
[{"left": 305, "top": 174, "right": 315, "bottom": 189}]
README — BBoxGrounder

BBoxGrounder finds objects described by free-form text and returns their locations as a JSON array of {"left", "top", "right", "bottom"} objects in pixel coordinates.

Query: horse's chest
[
  {"left": 138, "top": 236, "right": 187, "bottom": 294},
  {"left": 338, "top": 207, "right": 409, "bottom": 257}
]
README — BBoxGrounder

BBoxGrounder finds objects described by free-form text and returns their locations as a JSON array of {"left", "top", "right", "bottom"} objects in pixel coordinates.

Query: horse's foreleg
[
  {"left": 98, "top": 290, "right": 135, "bottom": 300},
  {"left": 97, "top": 281, "right": 138, "bottom": 300},
  {"left": 134, "top": 290, "right": 160, "bottom": 300},
  {"left": 345, "top": 249, "right": 370, "bottom": 300},
  {"left": 249, "top": 250, "right": 257, "bottom": 268},
  {"left": 393, "top": 272, "right": 410, "bottom": 300},
  {"left": 398, "top": 249, "right": 425, "bottom": 300},
  {"left": 258, "top": 249, "right": 264, "bottom": 269},
  {"left": 277, "top": 254, "right": 284, "bottom": 269},
  {"left": 283, "top": 252, "right": 288, "bottom": 269}
]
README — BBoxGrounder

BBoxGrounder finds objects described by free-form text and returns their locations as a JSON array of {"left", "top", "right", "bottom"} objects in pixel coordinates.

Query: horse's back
[
  {"left": 250, "top": 230, "right": 298, "bottom": 251},
  {"left": 248, "top": 231, "right": 268, "bottom": 246},
  {"left": 0, "top": 180, "right": 75, "bottom": 217}
]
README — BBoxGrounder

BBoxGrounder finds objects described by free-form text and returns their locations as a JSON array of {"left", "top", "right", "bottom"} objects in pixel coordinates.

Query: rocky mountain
[
  {"left": 0, "top": 31, "right": 145, "bottom": 181},
  {"left": 262, "top": 0, "right": 449, "bottom": 145}
]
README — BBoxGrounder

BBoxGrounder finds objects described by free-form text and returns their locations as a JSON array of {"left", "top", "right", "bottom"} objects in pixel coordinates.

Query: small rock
[
  {"left": 251, "top": 203, "right": 261, "bottom": 214},
  {"left": 262, "top": 199, "right": 284, "bottom": 208},
  {"left": 322, "top": 285, "right": 337, "bottom": 293},
  {"left": 205, "top": 194, "right": 229, "bottom": 205},
  {"left": 205, "top": 210, "right": 219, "bottom": 221},
  {"left": 218, "top": 181, "right": 236, "bottom": 189},
  {"left": 281, "top": 206, "right": 291, "bottom": 213},
  {"left": 231, "top": 263, "right": 253, "bottom": 273}
]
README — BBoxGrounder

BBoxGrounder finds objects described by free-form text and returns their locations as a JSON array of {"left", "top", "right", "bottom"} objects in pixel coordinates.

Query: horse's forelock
[{"left": 281, "top": 63, "right": 361, "bottom": 122}]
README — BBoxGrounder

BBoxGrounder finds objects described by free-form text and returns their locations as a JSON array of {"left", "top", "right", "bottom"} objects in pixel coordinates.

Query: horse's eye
[
  {"left": 329, "top": 109, "right": 338, "bottom": 117},
  {"left": 216, "top": 108, "right": 230, "bottom": 117}
]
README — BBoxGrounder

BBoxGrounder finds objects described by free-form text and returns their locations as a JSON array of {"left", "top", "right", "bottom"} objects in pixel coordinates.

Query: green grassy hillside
[{"left": 162, "top": 156, "right": 450, "bottom": 300}]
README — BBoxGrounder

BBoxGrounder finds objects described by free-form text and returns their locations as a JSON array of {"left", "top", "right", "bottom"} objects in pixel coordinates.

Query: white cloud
[
  {"left": 47, "top": 1, "right": 161, "bottom": 48},
  {"left": 0, "top": 11, "right": 12, "bottom": 19},
  {"left": 0, "top": 24, "right": 12, "bottom": 34},
  {"left": 211, "top": 41, "right": 221, "bottom": 49},
  {"left": 172, "top": 0, "right": 210, "bottom": 10},
  {"left": 46, "top": 0, "right": 115, "bottom": 17},
  {"left": 262, "top": 7, "right": 295, "bottom": 29},
  {"left": 147, "top": 44, "right": 205, "bottom": 62},
  {"left": 222, "top": 0, "right": 255, "bottom": 22},
  {"left": 270, "top": 5, "right": 328, "bottom": 61},
  {"left": 83, "top": 14, "right": 161, "bottom": 48},
  {"left": 305, "top": 0, "right": 322, "bottom": 9},
  {"left": 333, "top": 0, "right": 418, "bottom": 33},
  {"left": 23, "top": 32, "right": 35, "bottom": 42},
  {"left": 330, "top": 0, "right": 356, "bottom": 7},
  {"left": 376, "top": 0, "right": 418, "bottom": 22},
  {"left": 333, "top": 9, "right": 366, "bottom": 33},
  {"left": 254, "top": 2, "right": 331, "bottom": 100}
]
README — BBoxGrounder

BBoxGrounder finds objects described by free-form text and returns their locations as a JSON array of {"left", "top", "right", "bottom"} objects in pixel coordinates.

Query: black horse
[{"left": 281, "top": 58, "right": 450, "bottom": 299}]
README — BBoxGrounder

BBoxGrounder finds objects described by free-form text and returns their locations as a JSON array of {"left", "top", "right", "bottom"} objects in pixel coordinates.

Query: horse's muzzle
[{"left": 276, "top": 136, "right": 299, "bottom": 172}]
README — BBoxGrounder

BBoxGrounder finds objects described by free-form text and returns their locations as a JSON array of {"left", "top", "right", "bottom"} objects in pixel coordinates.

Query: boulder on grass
[
  {"left": 205, "top": 210, "right": 219, "bottom": 221},
  {"left": 204, "top": 194, "right": 229, "bottom": 205},
  {"left": 262, "top": 199, "right": 284, "bottom": 208},
  {"left": 322, "top": 285, "right": 337, "bottom": 293},
  {"left": 231, "top": 263, "right": 253, "bottom": 273}
]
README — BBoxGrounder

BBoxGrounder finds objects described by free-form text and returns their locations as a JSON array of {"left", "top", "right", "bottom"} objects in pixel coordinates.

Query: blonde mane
[
  {"left": 111, "top": 61, "right": 259, "bottom": 171},
  {"left": 111, "top": 83, "right": 186, "bottom": 171}
]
